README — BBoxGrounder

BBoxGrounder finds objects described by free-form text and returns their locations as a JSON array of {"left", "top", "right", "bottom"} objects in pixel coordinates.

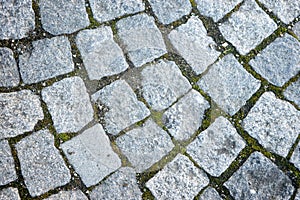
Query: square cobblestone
[
  {"left": 284, "top": 79, "right": 300, "bottom": 107},
  {"left": 76, "top": 26, "right": 128, "bottom": 80},
  {"left": 16, "top": 130, "right": 71, "bottom": 197},
  {"left": 146, "top": 154, "right": 209, "bottom": 200},
  {"left": 39, "top": 0, "right": 89, "bottom": 35},
  {"left": 0, "top": 0, "right": 35, "bottom": 39},
  {"left": 249, "top": 34, "right": 300, "bottom": 87},
  {"left": 141, "top": 60, "right": 191, "bottom": 111},
  {"left": 225, "top": 152, "right": 294, "bottom": 199},
  {"left": 187, "top": 117, "right": 246, "bottom": 177},
  {"left": 0, "top": 140, "right": 17, "bottom": 185},
  {"left": 148, "top": 0, "right": 191, "bottom": 24},
  {"left": 92, "top": 80, "right": 150, "bottom": 135},
  {"left": 45, "top": 190, "right": 88, "bottom": 200},
  {"left": 89, "top": 0, "right": 144, "bottom": 23},
  {"left": 242, "top": 92, "right": 300, "bottom": 157},
  {"left": 117, "top": 14, "right": 167, "bottom": 67},
  {"left": 0, "top": 90, "right": 44, "bottom": 139},
  {"left": 198, "top": 54, "right": 260, "bottom": 115},
  {"left": 0, "top": 187, "right": 20, "bottom": 200},
  {"left": 168, "top": 16, "right": 220, "bottom": 75},
  {"left": 293, "top": 22, "right": 300, "bottom": 38},
  {"left": 42, "top": 77, "right": 94, "bottom": 133},
  {"left": 219, "top": 0, "right": 277, "bottom": 55},
  {"left": 199, "top": 187, "right": 222, "bottom": 200},
  {"left": 290, "top": 142, "right": 300, "bottom": 171},
  {"left": 0, "top": 47, "right": 19, "bottom": 87},
  {"left": 116, "top": 119, "right": 174, "bottom": 172},
  {"left": 19, "top": 36, "right": 74, "bottom": 84},
  {"left": 163, "top": 89, "right": 209, "bottom": 141},
  {"left": 61, "top": 124, "right": 121, "bottom": 187}
]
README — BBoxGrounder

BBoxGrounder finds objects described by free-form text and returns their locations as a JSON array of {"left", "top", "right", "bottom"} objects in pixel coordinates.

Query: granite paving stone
[
  {"left": 0, "top": 187, "right": 20, "bottom": 200},
  {"left": 42, "top": 77, "right": 94, "bottom": 133},
  {"left": 148, "top": 0, "right": 192, "bottom": 24},
  {"left": 0, "top": 0, "right": 35, "bottom": 39},
  {"left": 146, "top": 154, "right": 209, "bottom": 200},
  {"left": 0, "top": 140, "right": 17, "bottom": 185},
  {"left": 163, "top": 89, "right": 209, "bottom": 141},
  {"left": 141, "top": 60, "right": 191, "bottom": 111},
  {"left": 89, "top": 0, "right": 144, "bottom": 23},
  {"left": 16, "top": 129, "right": 71, "bottom": 197},
  {"left": 187, "top": 116, "right": 246, "bottom": 177},
  {"left": 243, "top": 92, "right": 300, "bottom": 157},
  {"left": 39, "top": 0, "right": 89, "bottom": 35},
  {"left": 116, "top": 119, "right": 174, "bottom": 172},
  {"left": 76, "top": 26, "right": 128, "bottom": 80},
  {"left": 19, "top": 36, "right": 74, "bottom": 84},
  {"left": 45, "top": 190, "right": 88, "bottom": 200},
  {"left": 61, "top": 124, "right": 121, "bottom": 187},
  {"left": 195, "top": 0, "right": 243, "bottom": 22},
  {"left": 0, "top": 90, "right": 44, "bottom": 139},
  {"left": 295, "top": 189, "right": 300, "bottom": 200},
  {"left": 116, "top": 14, "right": 167, "bottom": 67},
  {"left": 198, "top": 187, "right": 222, "bottom": 200},
  {"left": 249, "top": 34, "right": 300, "bottom": 87},
  {"left": 168, "top": 16, "right": 220, "bottom": 75},
  {"left": 293, "top": 22, "right": 300, "bottom": 38},
  {"left": 259, "top": 0, "right": 300, "bottom": 24},
  {"left": 290, "top": 142, "right": 300, "bottom": 171},
  {"left": 90, "top": 167, "right": 142, "bottom": 200},
  {"left": 92, "top": 79, "right": 150, "bottom": 135},
  {"left": 284, "top": 79, "right": 300, "bottom": 107},
  {"left": 0, "top": 47, "right": 19, "bottom": 87},
  {"left": 219, "top": 0, "right": 277, "bottom": 55},
  {"left": 225, "top": 152, "right": 294, "bottom": 199},
  {"left": 198, "top": 54, "right": 260, "bottom": 115}
]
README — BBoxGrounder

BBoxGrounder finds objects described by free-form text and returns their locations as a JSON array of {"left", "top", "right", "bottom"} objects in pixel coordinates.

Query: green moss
[
  {"left": 151, "top": 110, "right": 164, "bottom": 127},
  {"left": 58, "top": 133, "right": 71, "bottom": 142}
]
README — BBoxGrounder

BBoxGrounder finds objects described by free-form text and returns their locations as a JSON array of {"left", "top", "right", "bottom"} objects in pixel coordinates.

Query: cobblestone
[
  {"left": 0, "top": 140, "right": 17, "bottom": 185},
  {"left": 61, "top": 124, "right": 121, "bottom": 187},
  {"left": 0, "top": 187, "right": 20, "bottom": 200},
  {"left": 284, "top": 79, "right": 300, "bottom": 107},
  {"left": 0, "top": 47, "right": 19, "bottom": 87},
  {"left": 199, "top": 187, "right": 222, "bottom": 200},
  {"left": 19, "top": 36, "right": 74, "bottom": 84},
  {"left": 290, "top": 142, "right": 300, "bottom": 171},
  {"left": 294, "top": 22, "right": 300, "bottom": 38},
  {"left": 45, "top": 190, "right": 88, "bottom": 200}
]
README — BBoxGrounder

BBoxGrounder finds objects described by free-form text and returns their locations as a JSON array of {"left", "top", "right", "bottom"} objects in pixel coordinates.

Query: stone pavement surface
[{"left": 0, "top": 0, "right": 299, "bottom": 199}]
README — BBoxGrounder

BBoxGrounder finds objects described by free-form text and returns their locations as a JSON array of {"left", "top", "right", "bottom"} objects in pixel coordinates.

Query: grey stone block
[
  {"left": 293, "top": 22, "right": 300, "bottom": 38},
  {"left": 42, "top": 77, "right": 94, "bottom": 133},
  {"left": 199, "top": 187, "right": 222, "bottom": 200},
  {"left": 0, "top": 90, "right": 44, "bottom": 139},
  {"left": 168, "top": 16, "right": 220, "bottom": 75},
  {"left": 0, "top": 140, "right": 17, "bottom": 185},
  {"left": 0, "top": 188, "right": 20, "bottom": 200},
  {"left": 242, "top": 92, "right": 300, "bottom": 157},
  {"left": 290, "top": 142, "right": 300, "bottom": 171},
  {"left": 16, "top": 130, "right": 71, "bottom": 197},
  {"left": 76, "top": 27, "right": 128, "bottom": 80},
  {"left": 117, "top": 14, "right": 167, "bottom": 67},
  {"left": 19, "top": 36, "right": 74, "bottom": 84},
  {"left": 0, "top": 48, "right": 19, "bottom": 87},
  {"left": 45, "top": 190, "right": 88, "bottom": 200},
  {"left": 284, "top": 79, "right": 300, "bottom": 107},
  {"left": 61, "top": 124, "right": 121, "bottom": 187}
]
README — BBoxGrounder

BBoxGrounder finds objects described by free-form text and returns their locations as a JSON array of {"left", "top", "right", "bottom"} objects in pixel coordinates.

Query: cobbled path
[{"left": 0, "top": 0, "right": 300, "bottom": 199}]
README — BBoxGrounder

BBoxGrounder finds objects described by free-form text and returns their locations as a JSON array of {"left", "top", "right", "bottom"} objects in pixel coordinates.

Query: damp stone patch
[
  {"left": 45, "top": 190, "right": 88, "bottom": 200},
  {"left": 0, "top": 140, "right": 17, "bottom": 185},
  {"left": 198, "top": 187, "right": 222, "bottom": 200},
  {"left": 0, "top": 187, "right": 20, "bottom": 200},
  {"left": 284, "top": 79, "right": 300, "bottom": 107},
  {"left": 0, "top": 47, "right": 19, "bottom": 87}
]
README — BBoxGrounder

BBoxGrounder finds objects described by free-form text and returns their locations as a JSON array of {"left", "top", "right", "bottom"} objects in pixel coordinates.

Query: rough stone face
[
  {"left": 0, "top": 90, "right": 44, "bottom": 139},
  {"left": 42, "top": 77, "right": 94, "bottom": 133},
  {"left": 116, "top": 119, "right": 174, "bottom": 172},
  {"left": 195, "top": 0, "right": 243, "bottom": 22},
  {"left": 168, "top": 16, "right": 220, "bottom": 74},
  {"left": 198, "top": 54, "right": 260, "bottom": 115},
  {"left": 249, "top": 34, "right": 300, "bottom": 87},
  {"left": 92, "top": 80, "right": 150, "bottom": 135},
  {"left": 45, "top": 190, "right": 88, "bottom": 200},
  {"left": 90, "top": 167, "right": 142, "bottom": 200},
  {"left": 219, "top": 0, "right": 277, "bottom": 55},
  {"left": 295, "top": 189, "right": 300, "bottom": 200},
  {"left": 148, "top": 0, "right": 192, "bottom": 24},
  {"left": 284, "top": 79, "right": 300, "bottom": 107},
  {"left": 141, "top": 60, "right": 191, "bottom": 111},
  {"left": 19, "top": 36, "right": 74, "bottom": 84},
  {"left": 0, "top": 188, "right": 20, "bottom": 200},
  {"left": 0, "top": 47, "right": 19, "bottom": 87},
  {"left": 89, "top": 0, "right": 144, "bottom": 23},
  {"left": 225, "top": 152, "right": 294, "bottom": 199},
  {"left": 199, "top": 187, "right": 222, "bottom": 200},
  {"left": 117, "top": 14, "right": 167, "bottom": 67},
  {"left": 146, "top": 154, "right": 209, "bottom": 200},
  {"left": 0, "top": 140, "right": 17, "bottom": 185},
  {"left": 76, "top": 27, "right": 128, "bottom": 80},
  {"left": 61, "top": 124, "right": 121, "bottom": 187},
  {"left": 16, "top": 130, "right": 71, "bottom": 197},
  {"left": 243, "top": 92, "right": 300, "bottom": 157},
  {"left": 0, "top": 0, "right": 35, "bottom": 39},
  {"left": 187, "top": 117, "right": 245, "bottom": 177},
  {"left": 39, "top": 0, "right": 89, "bottom": 35},
  {"left": 290, "top": 142, "right": 300, "bottom": 171},
  {"left": 294, "top": 22, "right": 300, "bottom": 38},
  {"left": 163, "top": 89, "right": 209, "bottom": 141},
  {"left": 259, "top": 0, "right": 300, "bottom": 24}
]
